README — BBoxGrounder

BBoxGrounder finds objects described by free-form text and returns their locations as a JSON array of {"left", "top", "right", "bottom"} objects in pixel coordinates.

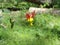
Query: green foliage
[
  {"left": 53, "top": 0, "right": 60, "bottom": 8},
  {"left": 40, "top": 3, "right": 49, "bottom": 8},
  {"left": 0, "top": 10, "right": 60, "bottom": 45},
  {"left": 0, "top": 0, "right": 38, "bottom": 9},
  {"left": 16, "top": 2, "right": 38, "bottom": 10}
]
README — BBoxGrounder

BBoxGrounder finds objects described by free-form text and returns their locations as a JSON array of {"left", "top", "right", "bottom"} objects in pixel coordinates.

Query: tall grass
[{"left": 0, "top": 10, "right": 60, "bottom": 45}]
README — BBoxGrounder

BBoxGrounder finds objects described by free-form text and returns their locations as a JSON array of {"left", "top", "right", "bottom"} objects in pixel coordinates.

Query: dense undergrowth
[
  {"left": 0, "top": 0, "right": 60, "bottom": 9},
  {"left": 0, "top": 10, "right": 60, "bottom": 45}
]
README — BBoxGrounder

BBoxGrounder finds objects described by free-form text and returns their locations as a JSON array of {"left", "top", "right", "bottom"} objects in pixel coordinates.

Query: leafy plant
[
  {"left": 53, "top": 0, "right": 60, "bottom": 8},
  {"left": 17, "top": 2, "right": 39, "bottom": 10},
  {"left": 40, "top": 3, "right": 49, "bottom": 8}
]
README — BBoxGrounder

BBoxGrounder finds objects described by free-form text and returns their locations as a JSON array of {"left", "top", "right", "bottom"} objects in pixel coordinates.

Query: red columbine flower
[
  {"left": 26, "top": 11, "right": 35, "bottom": 26},
  {"left": 26, "top": 11, "right": 35, "bottom": 19},
  {"left": 26, "top": 13, "right": 30, "bottom": 20}
]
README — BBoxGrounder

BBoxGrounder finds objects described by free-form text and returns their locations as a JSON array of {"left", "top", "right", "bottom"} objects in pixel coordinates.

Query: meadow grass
[{"left": 0, "top": 10, "right": 60, "bottom": 45}]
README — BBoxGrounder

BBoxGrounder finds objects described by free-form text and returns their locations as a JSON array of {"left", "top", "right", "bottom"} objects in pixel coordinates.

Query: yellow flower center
[
  {"left": 27, "top": 17, "right": 34, "bottom": 26},
  {"left": 28, "top": 18, "right": 33, "bottom": 22}
]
